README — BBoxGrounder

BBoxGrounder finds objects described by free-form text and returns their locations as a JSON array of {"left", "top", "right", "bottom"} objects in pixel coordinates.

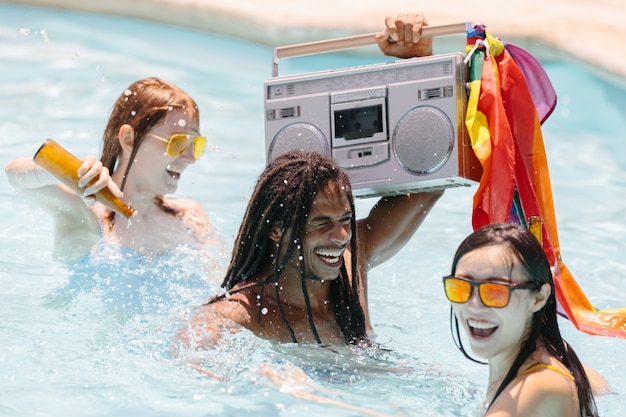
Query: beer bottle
[{"left": 33, "top": 139, "right": 136, "bottom": 218}]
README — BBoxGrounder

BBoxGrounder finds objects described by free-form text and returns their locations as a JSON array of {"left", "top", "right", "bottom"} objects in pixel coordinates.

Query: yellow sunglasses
[
  {"left": 147, "top": 132, "right": 206, "bottom": 160},
  {"left": 442, "top": 275, "right": 537, "bottom": 308}
]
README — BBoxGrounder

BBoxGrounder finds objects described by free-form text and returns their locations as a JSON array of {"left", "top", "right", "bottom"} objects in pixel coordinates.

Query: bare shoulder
[
  {"left": 487, "top": 368, "right": 578, "bottom": 417},
  {"left": 166, "top": 198, "right": 209, "bottom": 222},
  {"left": 583, "top": 363, "right": 612, "bottom": 395},
  {"left": 197, "top": 292, "right": 263, "bottom": 334},
  {"left": 184, "top": 295, "right": 259, "bottom": 349},
  {"left": 165, "top": 197, "right": 223, "bottom": 244}
]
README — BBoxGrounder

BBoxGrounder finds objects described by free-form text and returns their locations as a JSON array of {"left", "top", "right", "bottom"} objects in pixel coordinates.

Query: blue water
[{"left": 1, "top": 4, "right": 625, "bottom": 417}]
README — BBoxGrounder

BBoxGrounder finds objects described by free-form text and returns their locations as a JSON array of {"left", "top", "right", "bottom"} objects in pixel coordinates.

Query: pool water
[{"left": 1, "top": 4, "right": 625, "bottom": 416}]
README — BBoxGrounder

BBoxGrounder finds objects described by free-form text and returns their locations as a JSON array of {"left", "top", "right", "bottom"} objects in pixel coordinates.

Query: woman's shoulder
[
  {"left": 163, "top": 198, "right": 209, "bottom": 225},
  {"left": 164, "top": 197, "right": 205, "bottom": 214},
  {"left": 162, "top": 197, "right": 207, "bottom": 224},
  {"left": 163, "top": 197, "right": 224, "bottom": 247},
  {"left": 488, "top": 361, "right": 578, "bottom": 417}
]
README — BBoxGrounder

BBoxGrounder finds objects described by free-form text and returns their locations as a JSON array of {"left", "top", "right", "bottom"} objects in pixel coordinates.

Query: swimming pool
[{"left": 1, "top": 4, "right": 625, "bottom": 416}]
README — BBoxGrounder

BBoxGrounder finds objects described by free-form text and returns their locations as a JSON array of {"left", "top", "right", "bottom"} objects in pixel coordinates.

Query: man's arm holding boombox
[{"left": 358, "top": 14, "right": 443, "bottom": 269}]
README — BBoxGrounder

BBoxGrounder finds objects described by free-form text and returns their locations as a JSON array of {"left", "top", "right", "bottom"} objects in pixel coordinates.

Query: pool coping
[{"left": 3, "top": 0, "right": 626, "bottom": 81}]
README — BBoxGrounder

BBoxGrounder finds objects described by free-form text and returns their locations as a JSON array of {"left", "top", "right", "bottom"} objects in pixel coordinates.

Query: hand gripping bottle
[{"left": 33, "top": 139, "right": 136, "bottom": 218}]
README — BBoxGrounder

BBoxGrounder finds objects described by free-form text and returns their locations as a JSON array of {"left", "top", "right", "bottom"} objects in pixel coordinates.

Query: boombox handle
[{"left": 271, "top": 22, "right": 472, "bottom": 77}]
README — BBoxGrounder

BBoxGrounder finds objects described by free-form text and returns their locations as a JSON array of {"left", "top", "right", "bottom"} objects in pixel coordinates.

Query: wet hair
[
  {"left": 209, "top": 150, "right": 368, "bottom": 345},
  {"left": 449, "top": 223, "right": 598, "bottom": 417},
  {"left": 100, "top": 77, "right": 199, "bottom": 221}
]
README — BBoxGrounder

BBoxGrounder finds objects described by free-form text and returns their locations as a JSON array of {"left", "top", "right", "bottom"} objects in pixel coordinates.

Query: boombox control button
[{"left": 333, "top": 142, "right": 389, "bottom": 169}]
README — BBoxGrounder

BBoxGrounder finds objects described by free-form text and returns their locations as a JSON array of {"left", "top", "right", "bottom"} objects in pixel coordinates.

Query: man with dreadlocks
[
  {"left": 185, "top": 13, "right": 439, "bottom": 346},
  {"left": 188, "top": 149, "right": 442, "bottom": 345}
]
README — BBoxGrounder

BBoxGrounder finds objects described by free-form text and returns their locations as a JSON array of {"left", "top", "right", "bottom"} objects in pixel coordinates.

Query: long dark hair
[
  {"left": 449, "top": 223, "right": 598, "bottom": 416},
  {"left": 208, "top": 150, "right": 368, "bottom": 345}
]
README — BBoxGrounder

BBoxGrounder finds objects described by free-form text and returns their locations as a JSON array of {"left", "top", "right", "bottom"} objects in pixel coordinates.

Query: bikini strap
[{"left": 523, "top": 363, "right": 575, "bottom": 381}]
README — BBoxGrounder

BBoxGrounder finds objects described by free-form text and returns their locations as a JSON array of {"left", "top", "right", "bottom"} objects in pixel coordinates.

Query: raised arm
[
  {"left": 357, "top": 190, "right": 443, "bottom": 269},
  {"left": 5, "top": 154, "right": 117, "bottom": 213},
  {"left": 5, "top": 154, "right": 118, "bottom": 258}
]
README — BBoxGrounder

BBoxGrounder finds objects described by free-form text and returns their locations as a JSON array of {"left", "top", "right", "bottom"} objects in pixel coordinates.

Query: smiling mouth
[
  {"left": 166, "top": 164, "right": 183, "bottom": 179},
  {"left": 467, "top": 318, "right": 498, "bottom": 339},
  {"left": 315, "top": 248, "right": 344, "bottom": 266}
]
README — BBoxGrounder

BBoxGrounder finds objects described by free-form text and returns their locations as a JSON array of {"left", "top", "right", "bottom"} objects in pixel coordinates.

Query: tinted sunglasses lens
[
  {"left": 444, "top": 277, "right": 471, "bottom": 303},
  {"left": 479, "top": 283, "right": 510, "bottom": 308},
  {"left": 192, "top": 136, "right": 206, "bottom": 159},
  {"left": 165, "top": 134, "right": 191, "bottom": 157}
]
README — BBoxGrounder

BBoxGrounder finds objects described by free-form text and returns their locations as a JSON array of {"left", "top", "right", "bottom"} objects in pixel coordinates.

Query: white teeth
[
  {"left": 468, "top": 319, "right": 497, "bottom": 330},
  {"left": 316, "top": 248, "right": 343, "bottom": 263},
  {"left": 316, "top": 248, "right": 343, "bottom": 257},
  {"left": 166, "top": 164, "right": 183, "bottom": 174}
]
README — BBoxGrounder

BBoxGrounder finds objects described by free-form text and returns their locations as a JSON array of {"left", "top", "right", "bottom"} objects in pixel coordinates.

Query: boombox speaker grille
[
  {"left": 268, "top": 122, "right": 329, "bottom": 161},
  {"left": 393, "top": 106, "right": 454, "bottom": 175}
]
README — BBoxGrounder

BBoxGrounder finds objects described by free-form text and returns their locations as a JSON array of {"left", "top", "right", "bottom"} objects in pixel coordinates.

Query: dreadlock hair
[
  {"left": 210, "top": 150, "right": 368, "bottom": 345},
  {"left": 449, "top": 223, "right": 598, "bottom": 417},
  {"left": 100, "top": 77, "right": 199, "bottom": 223}
]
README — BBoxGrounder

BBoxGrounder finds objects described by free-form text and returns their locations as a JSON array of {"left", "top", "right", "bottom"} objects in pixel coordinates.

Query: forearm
[
  {"left": 360, "top": 190, "right": 443, "bottom": 266},
  {"left": 5, "top": 157, "right": 57, "bottom": 190},
  {"left": 368, "top": 190, "right": 443, "bottom": 234}
]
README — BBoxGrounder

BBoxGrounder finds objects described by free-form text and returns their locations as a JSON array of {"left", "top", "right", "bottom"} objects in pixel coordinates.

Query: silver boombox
[{"left": 264, "top": 23, "right": 481, "bottom": 198}]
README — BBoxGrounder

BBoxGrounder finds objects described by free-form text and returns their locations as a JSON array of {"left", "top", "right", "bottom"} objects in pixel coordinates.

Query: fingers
[
  {"left": 376, "top": 13, "right": 433, "bottom": 59},
  {"left": 77, "top": 156, "right": 110, "bottom": 197},
  {"left": 77, "top": 156, "right": 100, "bottom": 187},
  {"left": 378, "top": 14, "right": 422, "bottom": 44},
  {"left": 106, "top": 178, "right": 124, "bottom": 199},
  {"left": 393, "top": 13, "right": 427, "bottom": 46},
  {"left": 383, "top": 16, "right": 398, "bottom": 42}
]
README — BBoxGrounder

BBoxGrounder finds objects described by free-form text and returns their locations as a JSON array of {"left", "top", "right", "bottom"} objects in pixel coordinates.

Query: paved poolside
[{"left": 5, "top": 0, "right": 626, "bottom": 79}]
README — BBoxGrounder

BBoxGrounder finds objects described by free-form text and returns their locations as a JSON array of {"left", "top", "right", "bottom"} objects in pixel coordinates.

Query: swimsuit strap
[{"left": 523, "top": 363, "right": 575, "bottom": 381}]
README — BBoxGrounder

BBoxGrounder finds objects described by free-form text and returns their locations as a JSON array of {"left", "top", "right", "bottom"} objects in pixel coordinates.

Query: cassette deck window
[{"left": 334, "top": 105, "right": 383, "bottom": 140}]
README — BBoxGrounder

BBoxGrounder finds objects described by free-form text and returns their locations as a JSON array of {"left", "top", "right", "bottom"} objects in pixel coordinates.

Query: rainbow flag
[{"left": 464, "top": 26, "right": 626, "bottom": 338}]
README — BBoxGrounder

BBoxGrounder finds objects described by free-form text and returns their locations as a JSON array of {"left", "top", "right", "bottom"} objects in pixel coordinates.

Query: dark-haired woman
[{"left": 444, "top": 222, "right": 609, "bottom": 416}]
